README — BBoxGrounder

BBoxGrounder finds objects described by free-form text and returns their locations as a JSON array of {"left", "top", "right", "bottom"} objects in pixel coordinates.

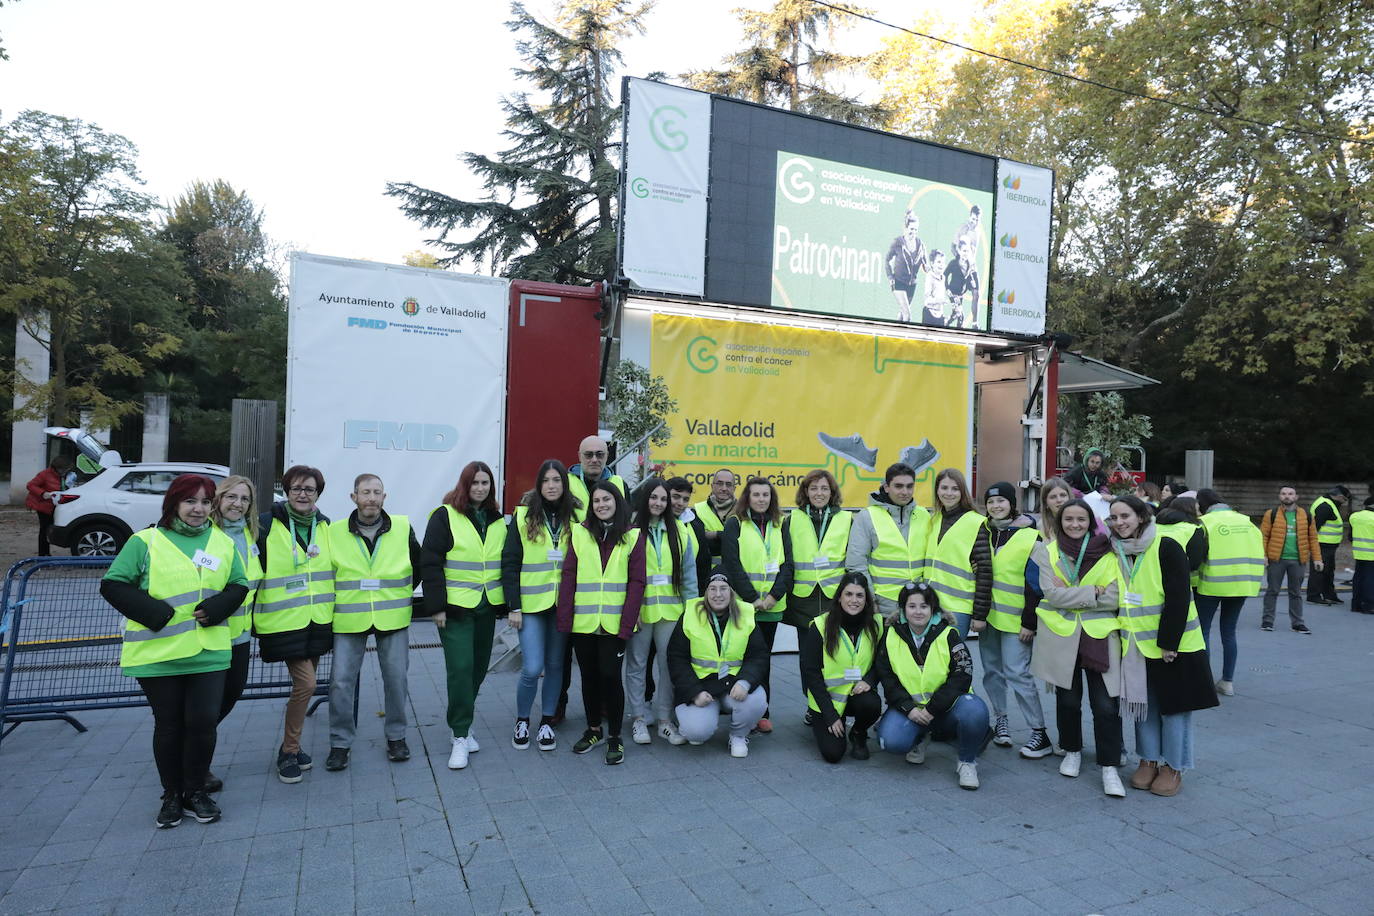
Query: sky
[{"left": 1, "top": 0, "right": 934, "bottom": 269}]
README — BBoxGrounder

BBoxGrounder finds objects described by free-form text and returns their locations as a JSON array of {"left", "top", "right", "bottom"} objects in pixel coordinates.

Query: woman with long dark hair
[
  {"left": 926, "top": 468, "right": 989, "bottom": 638},
  {"left": 799, "top": 571, "right": 883, "bottom": 762},
  {"left": 101, "top": 474, "right": 248, "bottom": 827},
  {"left": 499, "top": 459, "right": 578, "bottom": 751},
  {"left": 422, "top": 460, "right": 507, "bottom": 770}
]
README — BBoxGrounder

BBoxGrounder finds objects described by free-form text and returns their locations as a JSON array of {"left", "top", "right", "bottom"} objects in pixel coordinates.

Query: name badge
[
  {"left": 191, "top": 549, "right": 221, "bottom": 572},
  {"left": 844, "top": 667, "right": 863, "bottom": 682},
  {"left": 547, "top": 548, "right": 564, "bottom": 563},
  {"left": 718, "top": 662, "right": 731, "bottom": 678},
  {"left": 285, "top": 575, "right": 308, "bottom": 593},
  {"left": 1125, "top": 592, "right": 1143, "bottom": 607},
  {"left": 812, "top": 558, "right": 829, "bottom": 571},
  {"left": 249, "top": 544, "right": 260, "bottom": 557},
  {"left": 764, "top": 562, "right": 780, "bottom": 575},
  {"left": 650, "top": 574, "right": 671, "bottom": 587},
  {"left": 360, "top": 579, "right": 381, "bottom": 591}
]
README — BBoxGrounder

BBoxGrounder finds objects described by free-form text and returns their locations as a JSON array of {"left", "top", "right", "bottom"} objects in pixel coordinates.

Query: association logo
[
  {"left": 999, "top": 234, "right": 1019, "bottom": 248},
  {"left": 649, "top": 105, "right": 689, "bottom": 152},
  {"left": 996, "top": 289, "right": 1017, "bottom": 305},
  {"left": 1002, "top": 175, "right": 1021, "bottom": 190},
  {"left": 630, "top": 177, "right": 650, "bottom": 198},
  {"left": 686, "top": 335, "right": 719, "bottom": 374},
  {"left": 401, "top": 297, "right": 420, "bottom": 317},
  {"left": 778, "top": 157, "right": 815, "bottom": 205}
]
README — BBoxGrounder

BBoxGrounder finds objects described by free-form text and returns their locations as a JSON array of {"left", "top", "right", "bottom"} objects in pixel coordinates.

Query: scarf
[
  {"left": 1113, "top": 522, "right": 1157, "bottom": 722},
  {"left": 1053, "top": 528, "right": 1112, "bottom": 674},
  {"left": 217, "top": 517, "right": 249, "bottom": 559},
  {"left": 169, "top": 518, "right": 210, "bottom": 538},
  {"left": 286, "top": 505, "right": 316, "bottom": 526}
]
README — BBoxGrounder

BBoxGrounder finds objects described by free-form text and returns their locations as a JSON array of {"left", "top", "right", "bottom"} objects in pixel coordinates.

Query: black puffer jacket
[
  {"left": 255, "top": 503, "right": 334, "bottom": 663},
  {"left": 874, "top": 616, "right": 974, "bottom": 718}
]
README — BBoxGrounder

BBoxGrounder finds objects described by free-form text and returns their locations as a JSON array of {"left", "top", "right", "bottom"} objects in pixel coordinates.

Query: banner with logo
[
  {"left": 990, "top": 159, "right": 1053, "bottom": 335},
  {"left": 286, "top": 252, "right": 508, "bottom": 522},
  {"left": 621, "top": 78, "right": 712, "bottom": 296},
  {"left": 771, "top": 151, "right": 994, "bottom": 329},
  {"left": 648, "top": 313, "right": 970, "bottom": 506}
]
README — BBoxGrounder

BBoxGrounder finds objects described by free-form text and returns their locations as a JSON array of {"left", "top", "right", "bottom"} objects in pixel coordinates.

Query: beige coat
[{"left": 1029, "top": 541, "right": 1122, "bottom": 695}]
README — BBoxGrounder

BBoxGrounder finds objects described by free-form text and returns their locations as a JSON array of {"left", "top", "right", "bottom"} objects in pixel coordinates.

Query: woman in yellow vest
[
  {"left": 204, "top": 474, "right": 263, "bottom": 794},
  {"left": 721, "top": 476, "right": 793, "bottom": 733},
  {"left": 254, "top": 464, "right": 334, "bottom": 785},
  {"left": 799, "top": 571, "right": 882, "bottom": 762},
  {"left": 555, "top": 479, "right": 646, "bottom": 765},
  {"left": 874, "top": 581, "right": 989, "bottom": 789},
  {"left": 624, "top": 477, "right": 698, "bottom": 746},
  {"left": 498, "top": 459, "right": 578, "bottom": 752},
  {"left": 1108, "top": 495, "right": 1218, "bottom": 798},
  {"left": 421, "top": 461, "right": 507, "bottom": 771},
  {"left": 100, "top": 474, "right": 248, "bottom": 828},
  {"left": 926, "top": 468, "right": 990, "bottom": 638},
  {"left": 1350, "top": 494, "right": 1374, "bottom": 614},
  {"left": 784, "top": 469, "right": 852, "bottom": 629},
  {"left": 666, "top": 570, "right": 769, "bottom": 757},
  {"left": 1029, "top": 498, "right": 1126, "bottom": 797}
]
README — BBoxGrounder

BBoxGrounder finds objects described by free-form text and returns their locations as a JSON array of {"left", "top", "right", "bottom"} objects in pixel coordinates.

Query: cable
[{"left": 807, "top": 0, "right": 1373, "bottom": 148}]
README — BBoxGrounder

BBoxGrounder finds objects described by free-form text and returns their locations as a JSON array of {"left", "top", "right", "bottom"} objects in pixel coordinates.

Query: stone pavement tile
[
  {"left": 1062, "top": 872, "right": 1158, "bottom": 912},
  {"left": 355, "top": 874, "right": 414, "bottom": 910},
  {"left": 27, "top": 840, "right": 100, "bottom": 868},
  {"left": 557, "top": 842, "right": 618, "bottom": 876},
  {"left": 461, "top": 861, "right": 522, "bottom": 889},
  {"left": 590, "top": 886, "right": 650, "bottom": 915},
  {"left": 568, "top": 862, "right": 632, "bottom": 895},
  {"left": 176, "top": 876, "right": 242, "bottom": 911},
  {"left": 293, "top": 884, "right": 358, "bottom": 916},
  {"left": 464, "top": 882, "right": 533, "bottom": 914},
  {"left": 244, "top": 867, "right": 298, "bottom": 901},
  {"left": 511, "top": 844, "right": 568, "bottom": 881},
  {"left": 1248, "top": 849, "right": 1370, "bottom": 899},
  {"left": 1177, "top": 874, "right": 1293, "bottom": 914},
  {"left": 522, "top": 874, "right": 591, "bottom": 914},
  {"left": 233, "top": 896, "right": 295, "bottom": 916},
  {"left": 640, "top": 875, "right": 714, "bottom": 913},
  {"left": 1204, "top": 831, "right": 1306, "bottom": 869}
]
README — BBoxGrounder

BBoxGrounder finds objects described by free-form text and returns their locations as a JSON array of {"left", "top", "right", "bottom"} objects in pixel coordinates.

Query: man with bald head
[{"left": 567, "top": 435, "right": 627, "bottom": 522}]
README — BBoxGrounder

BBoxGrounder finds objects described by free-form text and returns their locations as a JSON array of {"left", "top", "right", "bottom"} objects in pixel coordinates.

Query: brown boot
[
  {"left": 1130, "top": 760, "right": 1159, "bottom": 790},
  {"left": 1150, "top": 764, "right": 1183, "bottom": 797}
]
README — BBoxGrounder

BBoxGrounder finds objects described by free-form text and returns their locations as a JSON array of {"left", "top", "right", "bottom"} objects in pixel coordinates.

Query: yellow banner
[{"left": 650, "top": 314, "right": 970, "bottom": 507}]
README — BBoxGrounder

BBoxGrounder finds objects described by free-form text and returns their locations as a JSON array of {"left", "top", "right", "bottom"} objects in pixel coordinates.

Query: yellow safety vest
[
  {"left": 1197, "top": 510, "right": 1265, "bottom": 598},
  {"left": 641, "top": 519, "right": 690, "bottom": 625},
  {"left": 1350, "top": 510, "right": 1374, "bottom": 562},
  {"left": 254, "top": 516, "right": 335, "bottom": 635},
  {"left": 1311, "top": 496, "right": 1343, "bottom": 545},
  {"left": 925, "top": 511, "right": 983, "bottom": 615},
  {"left": 789, "top": 509, "right": 853, "bottom": 599},
  {"left": 884, "top": 624, "right": 967, "bottom": 706},
  {"left": 805, "top": 615, "right": 875, "bottom": 716},
  {"left": 865, "top": 505, "right": 930, "bottom": 600},
  {"left": 327, "top": 516, "right": 414, "bottom": 633},
  {"left": 513, "top": 506, "right": 566, "bottom": 613},
  {"left": 1035, "top": 546, "right": 1120, "bottom": 638},
  {"left": 438, "top": 506, "right": 506, "bottom": 608},
  {"left": 225, "top": 537, "right": 262, "bottom": 645},
  {"left": 735, "top": 518, "right": 787, "bottom": 613},
  {"left": 567, "top": 473, "right": 626, "bottom": 522},
  {"left": 569, "top": 525, "right": 642, "bottom": 634},
  {"left": 683, "top": 602, "right": 756, "bottom": 680},
  {"left": 1156, "top": 521, "right": 1201, "bottom": 589},
  {"left": 1114, "top": 537, "right": 1205, "bottom": 658},
  {"left": 986, "top": 526, "right": 1038, "bottom": 634},
  {"left": 120, "top": 527, "right": 236, "bottom": 667},
  {"left": 694, "top": 499, "right": 728, "bottom": 533}
]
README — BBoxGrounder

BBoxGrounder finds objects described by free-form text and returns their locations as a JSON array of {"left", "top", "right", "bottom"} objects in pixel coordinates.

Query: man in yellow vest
[
  {"left": 845, "top": 462, "right": 929, "bottom": 620},
  {"left": 567, "top": 436, "right": 627, "bottom": 521},
  {"left": 693, "top": 469, "right": 737, "bottom": 561},
  {"left": 1307, "top": 485, "right": 1349, "bottom": 605},
  {"left": 323, "top": 474, "right": 422, "bottom": 771},
  {"left": 1195, "top": 489, "right": 1267, "bottom": 697},
  {"left": 1349, "top": 494, "right": 1374, "bottom": 614}
]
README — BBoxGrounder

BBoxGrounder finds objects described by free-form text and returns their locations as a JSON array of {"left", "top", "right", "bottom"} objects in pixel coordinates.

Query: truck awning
[{"left": 1056, "top": 352, "right": 1157, "bottom": 392}]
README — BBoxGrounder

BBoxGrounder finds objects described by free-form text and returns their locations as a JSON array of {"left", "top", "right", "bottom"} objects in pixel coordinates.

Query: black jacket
[
  {"left": 420, "top": 506, "right": 506, "bottom": 618},
  {"left": 1148, "top": 534, "right": 1220, "bottom": 715},
  {"left": 667, "top": 608, "right": 769, "bottom": 705},
  {"left": 499, "top": 506, "right": 570, "bottom": 613},
  {"left": 874, "top": 616, "right": 973, "bottom": 719},
  {"left": 798, "top": 616, "right": 881, "bottom": 727},
  {"left": 720, "top": 515, "right": 794, "bottom": 603},
  {"left": 971, "top": 522, "right": 1041, "bottom": 629},
  {"left": 254, "top": 503, "right": 335, "bottom": 663}
]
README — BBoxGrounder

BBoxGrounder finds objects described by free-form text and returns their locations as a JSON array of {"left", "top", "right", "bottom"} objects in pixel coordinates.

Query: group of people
[
  {"left": 884, "top": 205, "right": 981, "bottom": 328},
  {"left": 103, "top": 433, "right": 1328, "bottom": 831}
]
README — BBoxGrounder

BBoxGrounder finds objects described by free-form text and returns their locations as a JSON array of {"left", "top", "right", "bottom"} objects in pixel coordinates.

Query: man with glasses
[
  {"left": 694, "top": 469, "right": 737, "bottom": 562},
  {"left": 566, "top": 435, "right": 626, "bottom": 522}
]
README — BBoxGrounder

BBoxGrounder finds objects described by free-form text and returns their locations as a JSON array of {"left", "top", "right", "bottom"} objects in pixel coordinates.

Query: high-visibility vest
[
  {"left": 1035, "top": 546, "right": 1120, "bottom": 638},
  {"left": 513, "top": 506, "right": 566, "bottom": 613},
  {"left": 254, "top": 517, "right": 335, "bottom": 635},
  {"left": 120, "top": 527, "right": 236, "bottom": 668},
  {"left": 805, "top": 615, "right": 875, "bottom": 716},
  {"left": 694, "top": 499, "right": 727, "bottom": 533},
  {"left": 567, "top": 473, "right": 626, "bottom": 522},
  {"left": 735, "top": 518, "right": 787, "bottom": 613},
  {"left": 789, "top": 509, "right": 853, "bottom": 599},
  {"left": 883, "top": 624, "right": 967, "bottom": 706},
  {"left": 225, "top": 536, "right": 262, "bottom": 645},
  {"left": 1311, "top": 496, "right": 1344, "bottom": 545},
  {"left": 1349, "top": 510, "right": 1374, "bottom": 561},
  {"left": 569, "top": 525, "right": 642, "bottom": 634},
  {"left": 641, "top": 519, "right": 690, "bottom": 625},
  {"left": 327, "top": 516, "right": 414, "bottom": 633},
  {"left": 437, "top": 506, "right": 506, "bottom": 608},
  {"left": 1156, "top": 521, "right": 1201, "bottom": 589},
  {"left": 986, "top": 526, "right": 1038, "bottom": 634},
  {"left": 925, "top": 511, "right": 983, "bottom": 615},
  {"left": 864, "top": 505, "right": 930, "bottom": 600},
  {"left": 683, "top": 602, "right": 756, "bottom": 680},
  {"left": 1114, "top": 536, "right": 1205, "bottom": 658},
  {"left": 1197, "top": 510, "right": 1265, "bottom": 598}
]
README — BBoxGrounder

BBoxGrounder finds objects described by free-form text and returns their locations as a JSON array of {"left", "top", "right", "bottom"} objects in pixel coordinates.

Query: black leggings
[
  {"left": 572, "top": 633, "right": 626, "bottom": 737},
  {"left": 138, "top": 668, "right": 227, "bottom": 794},
  {"left": 218, "top": 642, "right": 251, "bottom": 723},
  {"left": 756, "top": 620, "right": 778, "bottom": 716},
  {"left": 811, "top": 689, "right": 881, "bottom": 764},
  {"left": 1055, "top": 665, "right": 1123, "bottom": 767}
]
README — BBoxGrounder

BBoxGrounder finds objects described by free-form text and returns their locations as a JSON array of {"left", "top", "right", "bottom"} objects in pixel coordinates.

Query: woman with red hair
[
  {"left": 420, "top": 461, "right": 507, "bottom": 770},
  {"left": 100, "top": 474, "right": 249, "bottom": 829}
]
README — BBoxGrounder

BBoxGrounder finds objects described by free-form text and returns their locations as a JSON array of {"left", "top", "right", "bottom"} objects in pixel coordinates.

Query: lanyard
[
  {"left": 353, "top": 532, "right": 377, "bottom": 569},
  {"left": 648, "top": 522, "right": 664, "bottom": 565},
  {"left": 288, "top": 516, "right": 317, "bottom": 570},
  {"left": 814, "top": 507, "right": 833, "bottom": 542},
  {"left": 1058, "top": 537, "right": 1089, "bottom": 585},
  {"left": 708, "top": 609, "right": 729, "bottom": 659},
  {"left": 838, "top": 628, "right": 863, "bottom": 666},
  {"left": 545, "top": 516, "right": 561, "bottom": 545},
  {"left": 1113, "top": 543, "right": 1144, "bottom": 587},
  {"left": 751, "top": 519, "right": 776, "bottom": 559}
]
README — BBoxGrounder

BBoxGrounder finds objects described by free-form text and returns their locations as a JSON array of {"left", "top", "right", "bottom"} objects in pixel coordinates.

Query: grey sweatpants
[
  {"left": 676, "top": 686, "right": 768, "bottom": 743},
  {"left": 624, "top": 619, "right": 677, "bottom": 725}
]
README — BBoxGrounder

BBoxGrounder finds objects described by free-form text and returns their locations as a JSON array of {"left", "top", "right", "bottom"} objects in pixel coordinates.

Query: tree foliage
[
  {"left": 601, "top": 358, "right": 677, "bottom": 469},
  {"left": 1073, "top": 392, "right": 1152, "bottom": 471}
]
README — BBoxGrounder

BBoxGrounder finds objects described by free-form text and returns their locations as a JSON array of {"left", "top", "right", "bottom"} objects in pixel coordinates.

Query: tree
[
  {"left": 0, "top": 1, "right": 19, "bottom": 61},
  {"left": 601, "top": 359, "right": 677, "bottom": 481},
  {"left": 386, "top": 0, "right": 648, "bottom": 284},
  {"left": 685, "top": 0, "right": 883, "bottom": 125},
  {"left": 1072, "top": 392, "right": 1152, "bottom": 472},
  {"left": 403, "top": 250, "right": 442, "bottom": 270}
]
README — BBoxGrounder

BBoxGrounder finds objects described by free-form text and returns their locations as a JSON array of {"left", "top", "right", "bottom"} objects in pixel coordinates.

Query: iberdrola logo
[
  {"left": 997, "top": 289, "right": 1017, "bottom": 304},
  {"left": 402, "top": 297, "right": 420, "bottom": 317},
  {"left": 999, "top": 234, "right": 1018, "bottom": 248},
  {"left": 1002, "top": 175, "right": 1021, "bottom": 190}
]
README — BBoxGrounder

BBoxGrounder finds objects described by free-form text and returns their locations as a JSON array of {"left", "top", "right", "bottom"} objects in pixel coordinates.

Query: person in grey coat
[{"left": 845, "top": 463, "right": 930, "bottom": 621}]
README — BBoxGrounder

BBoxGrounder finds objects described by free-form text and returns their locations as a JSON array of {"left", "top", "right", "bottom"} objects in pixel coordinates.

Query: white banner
[
  {"left": 990, "top": 159, "right": 1053, "bottom": 335},
  {"left": 285, "top": 252, "right": 508, "bottom": 524},
  {"left": 621, "top": 78, "right": 711, "bottom": 296}
]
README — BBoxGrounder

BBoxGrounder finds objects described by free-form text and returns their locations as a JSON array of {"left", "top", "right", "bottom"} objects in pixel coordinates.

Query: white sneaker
[
  {"left": 729, "top": 736, "right": 749, "bottom": 758},
  {"left": 956, "top": 761, "right": 980, "bottom": 790},
  {"left": 687, "top": 740, "right": 703, "bottom": 746},
  {"left": 465, "top": 734, "right": 480, "bottom": 752},
  {"left": 447, "top": 737, "right": 470, "bottom": 770},
  {"left": 1215, "top": 679, "right": 1235, "bottom": 697},
  {"left": 1059, "top": 751, "right": 1082, "bottom": 778},
  {"left": 659, "top": 722, "right": 687, "bottom": 746},
  {"left": 905, "top": 736, "right": 928, "bottom": 765},
  {"left": 1102, "top": 765, "right": 1126, "bottom": 797},
  {"left": 631, "top": 718, "right": 652, "bottom": 745}
]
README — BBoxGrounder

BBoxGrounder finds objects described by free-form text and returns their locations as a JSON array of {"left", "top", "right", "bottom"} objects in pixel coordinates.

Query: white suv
[{"left": 48, "top": 462, "right": 230, "bottom": 556}]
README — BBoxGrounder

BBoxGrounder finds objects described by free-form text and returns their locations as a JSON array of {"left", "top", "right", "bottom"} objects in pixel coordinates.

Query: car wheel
[{"left": 72, "top": 524, "right": 124, "bottom": 557}]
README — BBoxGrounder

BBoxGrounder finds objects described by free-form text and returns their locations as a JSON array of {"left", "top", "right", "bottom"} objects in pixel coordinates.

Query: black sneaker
[
  {"left": 512, "top": 718, "right": 531, "bottom": 749},
  {"left": 536, "top": 722, "right": 557, "bottom": 751},
  {"left": 182, "top": 790, "right": 221, "bottom": 824},
  {"left": 295, "top": 750, "right": 313, "bottom": 770},
  {"left": 1293, "top": 624, "right": 1312, "bottom": 635},
  {"left": 992, "top": 715, "right": 1013, "bottom": 747},
  {"left": 1019, "top": 728, "right": 1054, "bottom": 759},
  {"left": 386, "top": 739, "right": 410, "bottom": 762},
  {"left": 605, "top": 736, "right": 625, "bottom": 766},
  {"left": 802, "top": 710, "right": 815, "bottom": 728},
  {"left": 203, "top": 771, "right": 223, "bottom": 794},
  {"left": 325, "top": 747, "right": 350, "bottom": 771},
  {"left": 156, "top": 791, "right": 182, "bottom": 829},
  {"left": 848, "top": 727, "right": 871, "bottom": 760},
  {"left": 276, "top": 749, "right": 303, "bottom": 784},
  {"left": 572, "top": 729, "right": 603, "bottom": 754},
  {"left": 1260, "top": 624, "right": 1274, "bottom": 632}
]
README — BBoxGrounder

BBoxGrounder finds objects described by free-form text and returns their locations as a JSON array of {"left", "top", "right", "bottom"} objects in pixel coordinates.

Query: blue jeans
[
  {"left": 1135, "top": 680, "right": 1194, "bottom": 771},
  {"left": 978, "top": 629, "right": 1044, "bottom": 728},
  {"left": 329, "top": 629, "right": 410, "bottom": 747},
  {"left": 876, "top": 694, "right": 990, "bottom": 763},
  {"left": 515, "top": 611, "right": 568, "bottom": 719},
  {"left": 1194, "top": 593, "right": 1242, "bottom": 681},
  {"left": 949, "top": 612, "right": 972, "bottom": 639}
]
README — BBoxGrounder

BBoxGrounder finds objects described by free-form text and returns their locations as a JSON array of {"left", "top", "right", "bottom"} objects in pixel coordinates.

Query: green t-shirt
[
  {"left": 105, "top": 525, "right": 248, "bottom": 678},
  {"left": 1280, "top": 510, "right": 1299, "bottom": 561}
]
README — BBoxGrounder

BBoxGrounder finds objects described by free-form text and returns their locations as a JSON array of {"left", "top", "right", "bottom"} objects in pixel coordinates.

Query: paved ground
[{"left": 1, "top": 593, "right": 1372, "bottom": 915}]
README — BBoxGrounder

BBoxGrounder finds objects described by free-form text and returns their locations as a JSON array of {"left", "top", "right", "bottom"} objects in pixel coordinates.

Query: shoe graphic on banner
[
  {"left": 817, "top": 432, "right": 878, "bottom": 471},
  {"left": 898, "top": 439, "right": 940, "bottom": 476}
]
